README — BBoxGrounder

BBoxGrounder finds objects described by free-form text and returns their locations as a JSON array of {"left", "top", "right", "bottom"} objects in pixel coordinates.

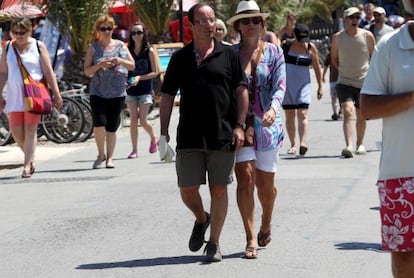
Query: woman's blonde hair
[
  {"left": 11, "top": 17, "right": 32, "bottom": 33},
  {"left": 215, "top": 19, "right": 228, "bottom": 37},
  {"left": 92, "top": 15, "right": 117, "bottom": 42}
]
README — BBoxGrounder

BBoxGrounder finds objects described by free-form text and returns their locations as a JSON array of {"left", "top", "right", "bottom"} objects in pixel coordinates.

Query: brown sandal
[
  {"left": 243, "top": 246, "right": 258, "bottom": 259},
  {"left": 21, "top": 170, "right": 31, "bottom": 178},
  {"left": 257, "top": 231, "right": 272, "bottom": 247}
]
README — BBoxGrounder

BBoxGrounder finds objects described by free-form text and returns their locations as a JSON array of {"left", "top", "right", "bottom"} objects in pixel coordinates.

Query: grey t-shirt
[{"left": 90, "top": 40, "right": 128, "bottom": 98}]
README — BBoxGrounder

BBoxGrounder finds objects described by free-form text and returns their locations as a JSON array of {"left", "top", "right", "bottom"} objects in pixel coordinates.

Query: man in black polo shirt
[{"left": 160, "top": 3, "right": 248, "bottom": 262}]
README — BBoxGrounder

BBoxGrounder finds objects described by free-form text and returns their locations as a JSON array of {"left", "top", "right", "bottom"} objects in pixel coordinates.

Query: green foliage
[
  {"left": 132, "top": 0, "right": 175, "bottom": 40},
  {"left": 40, "top": 0, "right": 111, "bottom": 82},
  {"left": 41, "top": 0, "right": 109, "bottom": 56},
  {"left": 210, "top": 0, "right": 347, "bottom": 33}
]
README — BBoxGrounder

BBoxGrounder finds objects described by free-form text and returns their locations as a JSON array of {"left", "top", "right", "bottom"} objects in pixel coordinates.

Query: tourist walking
[
  {"left": 360, "top": 0, "right": 414, "bottom": 276},
  {"left": 159, "top": 3, "right": 248, "bottom": 262},
  {"left": 331, "top": 7, "right": 375, "bottom": 158},
  {"left": 84, "top": 15, "right": 135, "bottom": 169},
  {"left": 125, "top": 22, "right": 159, "bottom": 159},
  {"left": 282, "top": 24, "right": 323, "bottom": 156},
  {"left": 0, "top": 17, "right": 62, "bottom": 178},
  {"left": 227, "top": 0, "right": 286, "bottom": 259}
]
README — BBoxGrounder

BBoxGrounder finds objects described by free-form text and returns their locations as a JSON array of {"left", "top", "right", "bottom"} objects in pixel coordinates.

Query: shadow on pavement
[
  {"left": 334, "top": 242, "right": 384, "bottom": 252},
  {"left": 76, "top": 252, "right": 242, "bottom": 269}
]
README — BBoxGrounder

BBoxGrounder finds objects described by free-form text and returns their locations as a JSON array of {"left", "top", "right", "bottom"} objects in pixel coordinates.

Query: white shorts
[{"left": 235, "top": 146, "right": 279, "bottom": 173}]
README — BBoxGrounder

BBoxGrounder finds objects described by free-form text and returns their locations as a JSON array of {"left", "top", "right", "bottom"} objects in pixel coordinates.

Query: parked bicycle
[{"left": 0, "top": 111, "right": 13, "bottom": 146}]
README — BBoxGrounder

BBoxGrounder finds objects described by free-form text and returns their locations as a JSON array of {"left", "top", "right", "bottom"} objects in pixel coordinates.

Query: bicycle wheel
[
  {"left": 74, "top": 98, "right": 93, "bottom": 142},
  {"left": 40, "top": 96, "right": 85, "bottom": 143},
  {"left": 0, "top": 111, "right": 13, "bottom": 146}
]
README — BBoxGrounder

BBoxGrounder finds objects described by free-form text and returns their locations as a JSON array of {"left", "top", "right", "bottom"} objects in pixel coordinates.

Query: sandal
[
  {"left": 257, "top": 231, "right": 272, "bottom": 247},
  {"left": 30, "top": 162, "right": 35, "bottom": 175},
  {"left": 287, "top": 147, "right": 296, "bottom": 155},
  {"left": 299, "top": 145, "right": 308, "bottom": 156},
  {"left": 243, "top": 246, "right": 258, "bottom": 259},
  {"left": 106, "top": 161, "right": 115, "bottom": 168},
  {"left": 21, "top": 170, "right": 31, "bottom": 178}
]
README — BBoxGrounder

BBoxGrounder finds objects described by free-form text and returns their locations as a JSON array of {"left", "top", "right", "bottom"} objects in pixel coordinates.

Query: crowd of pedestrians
[{"left": 2, "top": 0, "right": 414, "bottom": 277}]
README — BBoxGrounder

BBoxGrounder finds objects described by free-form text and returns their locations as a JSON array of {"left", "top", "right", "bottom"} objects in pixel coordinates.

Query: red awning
[
  {"left": 109, "top": 0, "right": 133, "bottom": 14},
  {"left": 1, "top": 0, "right": 44, "bottom": 9},
  {"left": 0, "top": 1, "right": 44, "bottom": 18}
]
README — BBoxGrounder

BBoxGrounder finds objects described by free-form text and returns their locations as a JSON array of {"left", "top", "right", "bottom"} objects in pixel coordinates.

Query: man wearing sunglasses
[
  {"left": 331, "top": 7, "right": 375, "bottom": 158},
  {"left": 159, "top": 3, "right": 248, "bottom": 262}
]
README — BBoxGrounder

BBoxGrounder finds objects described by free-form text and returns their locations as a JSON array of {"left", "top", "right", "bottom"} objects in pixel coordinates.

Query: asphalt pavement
[{"left": 0, "top": 70, "right": 391, "bottom": 278}]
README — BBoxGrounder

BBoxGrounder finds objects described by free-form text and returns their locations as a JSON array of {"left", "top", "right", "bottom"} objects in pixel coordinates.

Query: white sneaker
[
  {"left": 356, "top": 145, "right": 367, "bottom": 155},
  {"left": 341, "top": 146, "right": 354, "bottom": 158}
]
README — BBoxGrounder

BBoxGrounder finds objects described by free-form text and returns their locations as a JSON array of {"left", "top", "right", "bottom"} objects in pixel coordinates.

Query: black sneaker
[
  {"left": 188, "top": 212, "right": 210, "bottom": 252},
  {"left": 331, "top": 113, "right": 339, "bottom": 121},
  {"left": 204, "top": 242, "right": 222, "bottom": 262}
]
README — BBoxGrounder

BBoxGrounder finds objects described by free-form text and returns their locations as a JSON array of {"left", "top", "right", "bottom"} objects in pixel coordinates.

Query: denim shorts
[{"left": 125, "top": 94, "right": 153, "bottom": 104}]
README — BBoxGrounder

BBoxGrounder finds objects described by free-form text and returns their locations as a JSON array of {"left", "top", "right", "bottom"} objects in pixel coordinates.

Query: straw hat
[{"left": 226, "top": 0, "right": 270, "bottom": 26}]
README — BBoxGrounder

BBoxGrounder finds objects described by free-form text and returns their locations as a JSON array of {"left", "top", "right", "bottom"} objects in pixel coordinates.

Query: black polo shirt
[{"left": 161, "top": 40, "right": 247, "bottom": 151}]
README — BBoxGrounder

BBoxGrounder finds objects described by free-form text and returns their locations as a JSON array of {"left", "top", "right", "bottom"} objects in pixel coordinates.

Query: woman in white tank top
[{"left": 0, "top": 17, "right": 62, "bottom": 178}]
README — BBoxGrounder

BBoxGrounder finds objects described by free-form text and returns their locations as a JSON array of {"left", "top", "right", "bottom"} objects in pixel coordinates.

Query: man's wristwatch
[{"left": 235, "top": 122, "right": 246, "bottom": 130}]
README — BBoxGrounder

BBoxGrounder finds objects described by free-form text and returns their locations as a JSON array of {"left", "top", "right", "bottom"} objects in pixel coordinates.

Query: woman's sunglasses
[
  {"left": 240, "top": 17, "right": 262, "bottom": 25},
  {"left": 13, "top": 30, "right": 27, "bottom": 35},
  {"left": 131, "top": 30, "right": 144, "bottom": 36},
  {"left": 99, "top": 26, "right": 113, "bottom": 32}
]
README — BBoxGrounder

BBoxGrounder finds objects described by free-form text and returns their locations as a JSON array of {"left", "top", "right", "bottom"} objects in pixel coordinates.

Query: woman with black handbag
[{"left": 0, "top": 17, "right": 62, "bottom": 178}]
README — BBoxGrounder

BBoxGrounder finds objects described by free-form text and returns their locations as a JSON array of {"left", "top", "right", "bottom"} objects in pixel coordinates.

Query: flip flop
[
  {"left": 257, "top": 231, "right": 272, "bottom": 247},
  {"left": 21, "top": 170, "right": 31, "bottom": 178},
  {"left": 287, "top": 147, "right": 296, "bottom": 155},
  {"left": 243, "top": 246, "right": 258, "bottom": 259},
  {"left": 30, "top": 162, "right": 35, "bottom": 175},
  {"left": 299, "top": 146, "right": 308, "bottom": 156}
]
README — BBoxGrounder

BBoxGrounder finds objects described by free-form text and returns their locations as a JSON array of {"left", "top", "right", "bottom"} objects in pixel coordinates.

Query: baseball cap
[
  {"left": 373, "top": 7, "right": 386, "bottom": 15},
  {"left": 294, "top": 24, "right": 310, "bottom": 43},
  {"left": 344, "top": 7, "right": 360, "bottom": 17}
]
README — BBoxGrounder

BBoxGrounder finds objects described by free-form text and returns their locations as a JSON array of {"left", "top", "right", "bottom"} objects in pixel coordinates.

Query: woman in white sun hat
[{"left": 227, "top": 0, "right": 286, "bottom": 259}]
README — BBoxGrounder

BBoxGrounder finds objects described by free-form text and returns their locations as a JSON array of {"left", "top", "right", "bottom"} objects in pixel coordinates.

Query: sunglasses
[
  {"left": 99, "top": 26, "right": 113, "bottom": 32},
  {"left": 347, "top": 15, "right": 361, "bottom": 20},
  {"left": 131, "top": 30, "right": 144, "bottom": 36},
  {"left": 216, "top": 28, "right": 224, "bottom": 32},
  {"left": 13, "top": 30, "right": 27, "bottom": 35},
  {"left": 240, "top": 17, "right": 262, "bottom": 25}
]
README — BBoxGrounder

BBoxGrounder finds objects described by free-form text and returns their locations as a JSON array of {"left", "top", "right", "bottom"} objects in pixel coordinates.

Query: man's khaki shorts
[{"left": 176, "top": 149, "right": 235, "bottom": 187}]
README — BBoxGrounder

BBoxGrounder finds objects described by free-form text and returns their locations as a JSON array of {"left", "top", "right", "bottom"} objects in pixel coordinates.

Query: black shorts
[
  {"left": 336, "top": 83, "right": 361, "bottom": 109},
  {"left": 90, "top": 95, "right": 125, "bottom": 132},
  {"left": 282, "top": 103, "right": 310, "bottom": 110}
]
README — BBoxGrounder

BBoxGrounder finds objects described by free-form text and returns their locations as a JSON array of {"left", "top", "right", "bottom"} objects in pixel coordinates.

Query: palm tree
[
  {"left": 41, "top": 0, "right": 111, "bottom": 83},
  {"left": 132, "top": 0, "right": 175, "bottom": 43},
  {"left": 211, "top": 0, "right": 347, "bottom": 33}
]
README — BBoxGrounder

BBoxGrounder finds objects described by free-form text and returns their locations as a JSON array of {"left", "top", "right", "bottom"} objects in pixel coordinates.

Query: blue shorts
[{"left": 125, "top": 94, "right": 153, "bottom": 104}]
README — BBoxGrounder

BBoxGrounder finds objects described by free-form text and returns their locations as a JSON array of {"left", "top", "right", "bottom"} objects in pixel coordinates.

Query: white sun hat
[{"left": 226, "top": 0, "right": 270, "bottom": 26}]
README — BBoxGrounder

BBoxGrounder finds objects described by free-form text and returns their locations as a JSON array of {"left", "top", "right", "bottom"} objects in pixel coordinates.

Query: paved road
[{"left": 0, "top": 71, "right": 390, "bottom": 278}]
